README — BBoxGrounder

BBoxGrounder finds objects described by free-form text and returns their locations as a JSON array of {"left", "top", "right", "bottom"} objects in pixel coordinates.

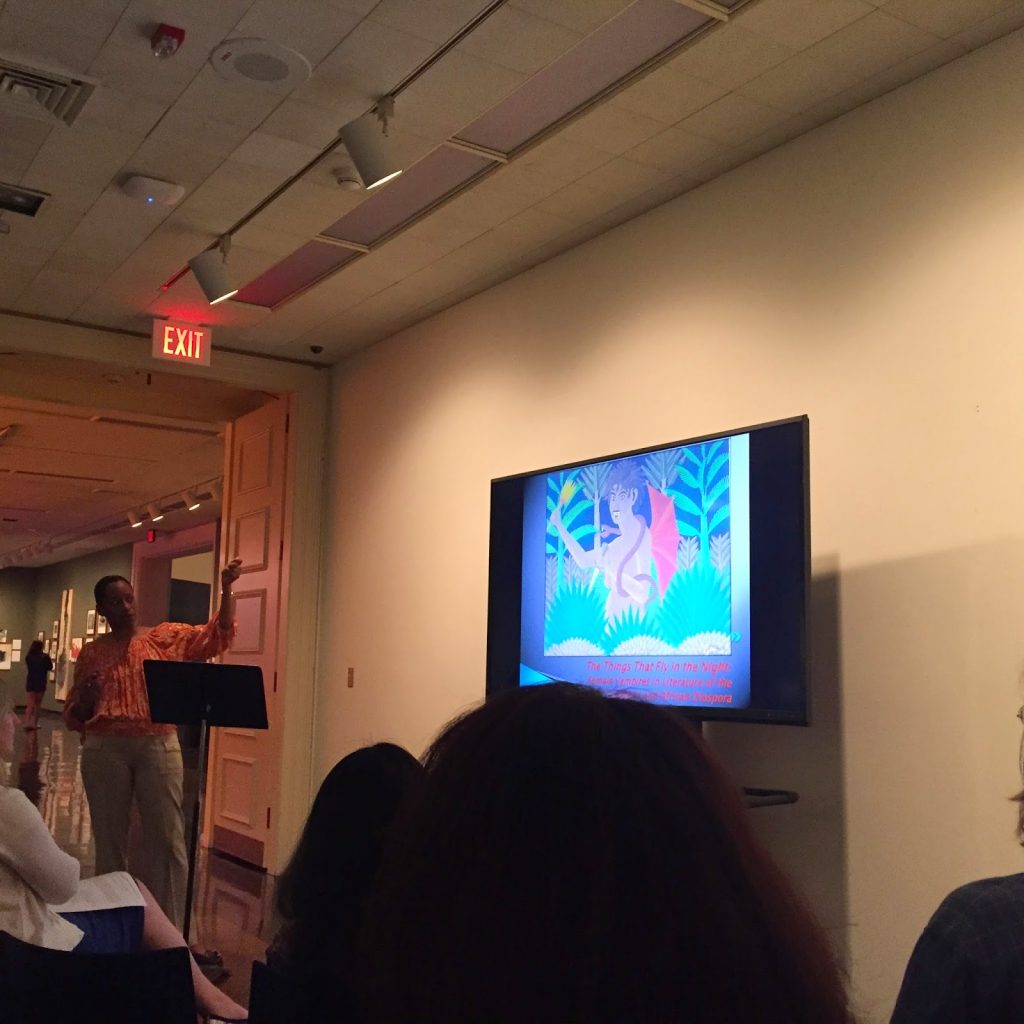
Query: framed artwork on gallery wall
[
  {"left": 0, "top": 630, "right": 6, "bottom": 644},
  {"left": 0, "top": 644, "right": 9, "bottom": 670},
  {"left": 70, "top": 638, "right": 83, "bottom": 662},
  {"left": 86, "top": 610, "right": 96, "bottom": 634},
  {"left": 37, "top": 631, "right": 45, "bottom": 642},
  {"left": 96, "top": 614, "right": 108, "bottom": 635},
  {"left": 52, "top": 620, "right": 58, "bottom": 640}
]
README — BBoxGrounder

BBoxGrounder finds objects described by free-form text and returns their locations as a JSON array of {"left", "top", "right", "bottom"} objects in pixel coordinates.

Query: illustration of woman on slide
[{"left": 550, "top": 461, "right": 656, "bottom": 624}]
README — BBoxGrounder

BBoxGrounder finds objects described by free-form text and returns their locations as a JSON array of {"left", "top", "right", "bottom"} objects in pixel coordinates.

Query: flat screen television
[{"left": 486, "top": 416, "right": 809, "bottom": 725}]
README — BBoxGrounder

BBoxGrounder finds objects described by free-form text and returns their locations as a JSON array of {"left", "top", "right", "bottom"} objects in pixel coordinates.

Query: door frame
[{"left": 1, "top": 313, "right": 328, "bottom": 872}]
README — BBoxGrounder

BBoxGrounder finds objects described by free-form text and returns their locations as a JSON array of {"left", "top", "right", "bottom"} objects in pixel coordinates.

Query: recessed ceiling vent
[{"left": 0, "top": 52, "right": 97, "bottom": 126}]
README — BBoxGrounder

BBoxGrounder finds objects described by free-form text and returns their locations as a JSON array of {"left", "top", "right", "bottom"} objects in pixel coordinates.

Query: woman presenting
[{"left": 64, "top": 559, "right": 242, "bottom": 931}]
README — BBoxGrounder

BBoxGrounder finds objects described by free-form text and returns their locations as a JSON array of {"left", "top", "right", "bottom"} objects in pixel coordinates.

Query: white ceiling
[
  {"left": 0, "top": 352, "right": 267, "bottom": 567},
  {"left": 0, "top": 0, "right": 1022, "bottom": 363}
]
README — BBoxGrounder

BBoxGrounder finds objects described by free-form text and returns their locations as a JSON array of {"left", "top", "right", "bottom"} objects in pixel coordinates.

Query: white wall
[{"left": 320, "top": 29, "right": 1024, "bottom": 1021}]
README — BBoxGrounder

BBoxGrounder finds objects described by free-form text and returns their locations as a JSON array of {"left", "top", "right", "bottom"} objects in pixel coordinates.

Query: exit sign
[{"left": 151, "top": 319, "right": 212, "bottom": 367}]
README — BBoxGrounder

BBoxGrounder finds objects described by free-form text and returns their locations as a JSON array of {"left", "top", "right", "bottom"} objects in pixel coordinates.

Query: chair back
[
  {"left": 249, "top": 959, "right": 289, "bottom": 1024},
  {"left": 0, "top": 930, "right": 196, "bottom": 1024}
]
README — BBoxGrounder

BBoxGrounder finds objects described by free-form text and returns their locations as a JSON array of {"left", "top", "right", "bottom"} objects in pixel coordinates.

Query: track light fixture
[
  {"left": 128, "top": 510, "right": 143, "bottom": 528},
  {"left": 147, "top": 503, "right": 165, "bottom": 523},
  {"left": 182, "top": 489, "right": 201, "bottom": 511},
  {"left": 339, "top": 96, "right": 403, "bottom": 190},
  {"left": 189, "top": 235, "right": 237, "bottom": 305},
  {"left": 210, "top": 481, "right": 223, "bottom": 502}
]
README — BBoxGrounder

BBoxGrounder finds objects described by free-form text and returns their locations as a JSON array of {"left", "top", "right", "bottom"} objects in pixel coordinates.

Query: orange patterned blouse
[{"left": 64, "top": 618, "right": 234, "bottom": 737}]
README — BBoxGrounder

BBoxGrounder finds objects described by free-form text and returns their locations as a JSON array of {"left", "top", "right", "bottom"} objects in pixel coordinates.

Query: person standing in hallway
[
  {"left": 22, "top": 639, "right": 52, "bottom": 730},
  {"left": 63, "top": 559, "right": 242, "bottom": 932}
]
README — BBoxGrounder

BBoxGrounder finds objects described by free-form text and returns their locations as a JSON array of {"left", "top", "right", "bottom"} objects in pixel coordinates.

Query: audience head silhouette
[
  {"left": 274, "top": 743, "right": 422, "bottom": 977},
  {"left": 365, "top": 683, "right": 849, "bottom": 1024}
]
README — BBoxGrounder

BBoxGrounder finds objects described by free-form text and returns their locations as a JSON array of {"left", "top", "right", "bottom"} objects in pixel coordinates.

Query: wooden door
[{"left": 207, "top": 396, "right": 289, "bottom": 867}]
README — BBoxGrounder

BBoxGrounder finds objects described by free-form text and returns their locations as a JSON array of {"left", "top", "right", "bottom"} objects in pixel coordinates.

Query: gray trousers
[{"left": 80, "top": 733, "right": 188, "bottom": 931}]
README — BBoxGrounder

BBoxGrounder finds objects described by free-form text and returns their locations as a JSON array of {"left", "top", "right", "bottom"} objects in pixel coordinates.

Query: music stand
[{"left": 143, "top": 660, "right": 268, "bottom": 942}]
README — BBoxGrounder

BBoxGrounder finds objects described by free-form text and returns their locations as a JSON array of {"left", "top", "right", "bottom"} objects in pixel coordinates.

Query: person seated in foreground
[
  {"left": 890, "top": 711, "right": 1024, "bottom": 1023},
  {"left": 266, "top": 743, "right": 423, "bottom": 1023},
  {"left": 0, "top": 783, "right": 247, "bottom": 1022},
  {"left": 362, "top": 682, "right": 851, "bottom": 1024}
]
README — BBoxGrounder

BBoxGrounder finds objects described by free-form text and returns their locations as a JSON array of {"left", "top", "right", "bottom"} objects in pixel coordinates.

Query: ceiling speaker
[{"left": 209, "top": 39, "right": 311, "bottom": 92}]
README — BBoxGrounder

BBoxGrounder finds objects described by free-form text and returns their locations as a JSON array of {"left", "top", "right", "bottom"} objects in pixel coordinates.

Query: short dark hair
[
  {"left": 364, "top": 684, "right": 849, "bottom": 1024},
  {"left": 94, "top": 575, "right": 131, "bottom": 607}
]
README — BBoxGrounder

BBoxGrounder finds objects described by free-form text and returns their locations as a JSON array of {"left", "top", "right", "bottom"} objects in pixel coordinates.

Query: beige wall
[{"left": 320, "top": 29, "right": 1024, "bottom": 1021}]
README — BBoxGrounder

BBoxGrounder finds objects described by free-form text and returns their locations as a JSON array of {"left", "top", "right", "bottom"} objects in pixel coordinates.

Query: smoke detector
[
  {"left": 333, "top": 166, "right": 362, "bottom": 192},
  {"left": 122, "top": 175, "right": 185, "bottom": 207},
  {"left": 209, "top": 39, "right": 311, "bottom": 92}
]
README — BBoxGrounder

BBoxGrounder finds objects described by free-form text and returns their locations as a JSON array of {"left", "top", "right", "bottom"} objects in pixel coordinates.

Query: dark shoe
[
  {"left": 192, "top": 947, "right": 224, "bottom": 966},
  {"left": 199, "top": 961, "right": 230, "bottom": 984}
]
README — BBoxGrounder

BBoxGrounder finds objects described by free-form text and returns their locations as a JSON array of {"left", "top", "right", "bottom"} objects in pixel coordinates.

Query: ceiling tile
[
  {"left": 736, "top": 0, "right": 875, "bottom": 51},
  {"left": 401, "top": 198, "right": 491, "bottom": 250},
  {"left": 679, "top": 92, "right": 786, "bottom": 146},
  {"left": 258, "top": 98, "right": 344, "bottom": 148},
  {"left": 171, "top": 160, "right": 288, "bottom": 235},
  {"left": 85, "top": 8, "right": 210, "bottom": 106},
  {"left": 737, "top": 52, "right": 863, "bottom": 114},
  {"left": 11, "top": 265, "right": 108, "bottom": 319},
  {"left": 76, "top": 87, "right": 167, "bottom": 135},
  {"left": 623, "top": 123, "right": 728, "bottom": 175},
  {"left": 857, "top": 33, "right": 970, "bottom": 95},
  {"left": 0, "top": 264, "right": 37, "bottom": 306},
  {"left": 231, "top": 132, "right": 322, "bottom": 175},
  {"left": 3, "top": 0, "right": 129, "bottom": 38},
  {"left": 58, "top": 190, "right": 172, "bottom": 269},
  {"left": 950, "top": 4, "right": 1024, "bottom": 50},
  {"left": 395, "top": 50, "right": 526, "bottom": 138},
  {"left": 457, "top": 5, "right": 582, "bottom": 73},
  {"left": 0, "top": 114, "right": 50, "bottom": 181},
  {"left": 228, "top": 221, "right": 312, "bottom": 258},
  {"left": 369, "top": 0, "right": 499, "bottom": 45},
  {"left": 514, "top": 134, "right": 613, "bottom": 186},
  {"left": 533, "top": 156, "right": 676, "bottom": 223},
  {"left": 293, "top": 18, "right": 437, "bottom": 113},
  {"left": 559, "top": 101, "right": 668, "bottom": 155},
  {"left": 670, "top": 24, "right": 794, "bottom": 91},
  {"left": 232, "top": 0, "right": 364, "bottom": 65},
  {"left": 173, "top": 65, "right": 285, "bottom": 132},
  {"left": 881, "top": 0, "right": 1015, "bottom": 39},
  {"left": 24, "top": 122, "right": 142, "bottom": 192},
  {"left": 610, "top": 64, "right": 728, "bottom": 124},
  {"left": 509, "top": 0, "right": 634, "bottom": 35},
  {"left": 128, "top": 135, "right": 227, "bottom": 191},
  {"left": 802, "top": 9, "right": 939, "bottom": 81},
  {"left": 0, "top": 7, "right": 109, "bottom": 73},
  {"left": 151, "top": 108, "right": 255, "bottom": 160},
  {"left": 245, "top": 179, "right": 364, "bottom": 238},
  {"left": 8, "top": 199, "right": 90, "bottom": 252},
  {"left": 444, "top": 162, "right": 562, "bottom": 227}
]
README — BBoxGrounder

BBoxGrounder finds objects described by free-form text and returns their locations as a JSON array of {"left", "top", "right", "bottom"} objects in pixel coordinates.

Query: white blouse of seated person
[{"left": 0, "top": 785, "right": 247, "bottom": 1021}]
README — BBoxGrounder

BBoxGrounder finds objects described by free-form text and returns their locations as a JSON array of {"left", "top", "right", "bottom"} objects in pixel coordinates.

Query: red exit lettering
[{"left": 150, "top": 319, "right": 212, "bottom": 367}]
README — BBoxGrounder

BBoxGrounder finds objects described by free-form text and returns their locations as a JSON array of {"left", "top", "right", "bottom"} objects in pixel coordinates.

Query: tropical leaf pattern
[
  {"left": 543, "top": 438, "right": 734, "bottom": 657},
  {"left": 678, "top": 536, "right": 699, "bottom": 572},
  {"left": 709, "top": 532, "right": 730, "bottom": 572},
  {"left": 642, "top": 449, "right": 679, "bottom": 493}
]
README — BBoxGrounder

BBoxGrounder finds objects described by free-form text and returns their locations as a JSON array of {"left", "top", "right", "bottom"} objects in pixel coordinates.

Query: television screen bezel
[{"left": 485, "top": 415, "right": 810, "bottom": 726}]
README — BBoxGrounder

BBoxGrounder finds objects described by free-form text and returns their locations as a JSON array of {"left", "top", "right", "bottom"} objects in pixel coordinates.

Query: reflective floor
[{"left": 2, "top": 711, "right": 274, "bottom": 1008}]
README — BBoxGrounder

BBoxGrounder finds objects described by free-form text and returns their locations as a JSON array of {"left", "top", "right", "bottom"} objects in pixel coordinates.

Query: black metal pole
[{"left": 182, "top": 705, "right": 211, "bottom": 944}]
